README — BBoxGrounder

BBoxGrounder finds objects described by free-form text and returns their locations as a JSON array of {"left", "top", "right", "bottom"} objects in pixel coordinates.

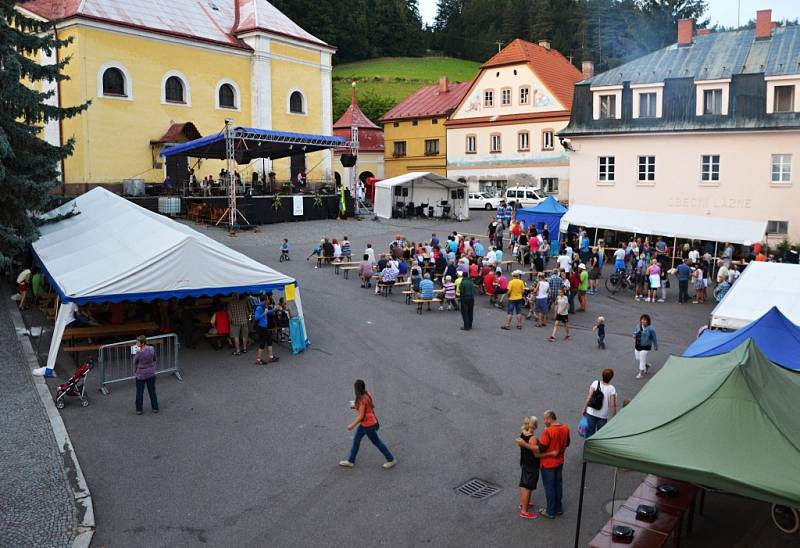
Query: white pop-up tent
[
  {"left": 373, "top": 172, "right": 468, "bottom": 220},
  {"left": 32, "top": 188, "right": 307, "bottom": 376},
  {"left": 711, "top": 262, "right": 800, "bottom": 329},
  {"left": 561, "top": 204, "right": 766, "bottom": 245}
]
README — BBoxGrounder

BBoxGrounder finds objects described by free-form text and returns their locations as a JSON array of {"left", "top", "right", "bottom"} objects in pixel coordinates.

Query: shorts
[
  {"left": 496, "top": 288, "right": 507, "bottom": 295},
  {"left": 507, "top": 299, "right": 523, "bottom": 315},
  {"left": 257, "top": 326, "right": 273, "bottom": 349},
  {"left": 556, "top": 314, "right": 569, "bottom": 323},
  {"left": 519, "top": 466, "right": 539, "bottom": 490},
  {"left": 615, "top": 260, "right": 625, "bottom": 271},
  {"left": 588, "top": 269, "right": 600, "bottom": 280},
  {"left": 535, "top": 298, "right": 548, "bottom": 314},
  {"left": 648, "top": 274, "right": 661, "bottom": 288},
  {"left": 229, "top": 323, "right": 249, "bottom": 340}
]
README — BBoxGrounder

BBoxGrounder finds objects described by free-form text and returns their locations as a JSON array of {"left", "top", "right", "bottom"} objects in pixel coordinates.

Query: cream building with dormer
[{"left": 446, "top": 39, "right": 583, "bottom": 200}]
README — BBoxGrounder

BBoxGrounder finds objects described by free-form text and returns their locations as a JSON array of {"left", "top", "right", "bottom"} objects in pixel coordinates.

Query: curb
[{"left": 7, "top": 299, "right": 95, "bottom": 548}]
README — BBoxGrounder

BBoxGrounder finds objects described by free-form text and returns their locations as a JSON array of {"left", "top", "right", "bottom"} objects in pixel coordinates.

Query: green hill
[{"left": 332, "top": 57, "right": 479, "bottom": 124}]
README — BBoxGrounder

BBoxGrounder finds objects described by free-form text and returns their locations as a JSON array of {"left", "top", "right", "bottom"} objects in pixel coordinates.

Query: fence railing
[{"left": 98, "top": 333, "right": 181, "bottom": 395}]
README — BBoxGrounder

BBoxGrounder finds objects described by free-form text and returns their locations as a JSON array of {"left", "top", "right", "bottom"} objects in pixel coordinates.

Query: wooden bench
[
  {"left": 501, "top": 260, "right": 514, "bottom": 272},
  {"left": 339, "top": 265, "right": 363, "bottom": 280},
  {"left": 316, "top": 256, "right": 334, "bottom": 268},
  {"left": 377, "top": 283, "right": 396, "bottom": 297},
  {"left": 402, "top": 290, "right": 417, "bottom": 304},
  {"left": 204, "top": 332, "right": 229, "bottom": 350},
  {"left": 63, "top": 321, "right": 160, "bottom": 343},
  {"left": 62, "top": 344, "right": 101, "bottom": 353},
  {"left": 413, "top": 298, "right": 441, "bottom": 314}
]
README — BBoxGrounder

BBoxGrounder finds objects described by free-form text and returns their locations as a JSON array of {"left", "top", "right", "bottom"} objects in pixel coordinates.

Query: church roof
[
  {"left": 481, "top": 38, "right": 582, "bottom": 110},
  {"left": 333, "top": 89, "right": 384, "bottom": 153},
  {"left": 19, "top": 0, "right": 330, "bottom": 50}
]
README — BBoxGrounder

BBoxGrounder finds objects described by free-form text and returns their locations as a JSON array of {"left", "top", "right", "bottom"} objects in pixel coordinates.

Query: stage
[{"left": 126, "top": 192, "right": 355, "bottom": 226}]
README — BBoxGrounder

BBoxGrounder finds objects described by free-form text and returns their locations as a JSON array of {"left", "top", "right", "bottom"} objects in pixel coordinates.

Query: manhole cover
[{"left": 455, "top": 478, "right": 502, "bottom": 500}]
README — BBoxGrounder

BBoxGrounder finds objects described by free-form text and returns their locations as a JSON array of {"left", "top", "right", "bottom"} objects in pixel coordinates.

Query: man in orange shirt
[{"left": 538, "top": 410, "right": 570, "bottom": 519}]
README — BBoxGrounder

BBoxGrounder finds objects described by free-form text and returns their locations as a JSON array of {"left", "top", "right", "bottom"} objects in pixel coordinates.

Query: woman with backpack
[
  {"left": 339, "top": 379, "right": 397, "bottom": 469},
  {"left": 581, "top": 368, "right": 617, "bottom": 436}
]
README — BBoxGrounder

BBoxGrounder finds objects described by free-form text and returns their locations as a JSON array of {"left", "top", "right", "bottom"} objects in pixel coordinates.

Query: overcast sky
[{"left": 418, "top": 0, "right": 798, "bottom": 29}]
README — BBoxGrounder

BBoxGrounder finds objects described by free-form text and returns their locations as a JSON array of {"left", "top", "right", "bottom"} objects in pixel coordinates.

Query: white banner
[{"left": 293, "top": 196, "right": 304, "bottom": 216}]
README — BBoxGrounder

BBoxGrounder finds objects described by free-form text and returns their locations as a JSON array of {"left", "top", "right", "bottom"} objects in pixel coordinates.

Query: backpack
[{"left": 588, "top": 380, "right": 605, "bottom": 410}]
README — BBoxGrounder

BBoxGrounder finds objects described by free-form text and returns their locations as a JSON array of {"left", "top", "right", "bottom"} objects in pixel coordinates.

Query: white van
[{"left": 504, "top": 187, "right": 544, "bottom": 208}]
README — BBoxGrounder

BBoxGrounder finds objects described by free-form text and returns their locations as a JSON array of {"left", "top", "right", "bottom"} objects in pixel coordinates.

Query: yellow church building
[{"left": 20, "top": 0, "right": 335, "bottom": 191}]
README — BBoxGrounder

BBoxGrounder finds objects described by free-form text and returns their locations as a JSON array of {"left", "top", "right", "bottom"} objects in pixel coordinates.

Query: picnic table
[
  {"left": 62, "top": 321, "right": 161, "bottom": 355},
  {"left": 412, "top": 298, "right": 441, "bottom": 314},
  {"left": 590, "top": 475, "right": 699, "bottom": 548}
]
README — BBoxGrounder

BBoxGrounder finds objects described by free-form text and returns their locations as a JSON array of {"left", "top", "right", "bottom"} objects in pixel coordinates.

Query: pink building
[{"left": 561, "top": 10, "right": 800, "bottom": 245}]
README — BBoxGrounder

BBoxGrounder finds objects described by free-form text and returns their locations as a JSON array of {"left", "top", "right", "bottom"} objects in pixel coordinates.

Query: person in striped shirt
[{"left": 441, "top": 275, "right": 458, "bottom": 311}]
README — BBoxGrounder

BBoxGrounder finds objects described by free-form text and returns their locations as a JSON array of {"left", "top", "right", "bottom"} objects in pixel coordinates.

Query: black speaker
[
  {"left": 451, "top": 190, "right": 458, "bottom": 199},
  {"left": 394, "top": 187, "right": 402, "bottom": 196},
  {"left": 340, "top": 154, "right": 357, "bottom": 167},
  {"left": 457, "top": 189, "right": 465, "bottom": 199},
  {"left": 402, "top": 188, "right": 409, "bottom": 197}
]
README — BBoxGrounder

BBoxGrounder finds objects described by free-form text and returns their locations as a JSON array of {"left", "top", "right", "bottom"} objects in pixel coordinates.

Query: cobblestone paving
[{"left": 0, "top": 302, "right": 77, "bottom": 548}]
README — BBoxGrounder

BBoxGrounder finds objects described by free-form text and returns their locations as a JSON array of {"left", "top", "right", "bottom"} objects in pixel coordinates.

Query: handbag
[
  {"left": 578, "top": 415, "right": 590, "bottom": 439},
  {"left": 587, "top": 380, "right": 605, "bottom": 410}
]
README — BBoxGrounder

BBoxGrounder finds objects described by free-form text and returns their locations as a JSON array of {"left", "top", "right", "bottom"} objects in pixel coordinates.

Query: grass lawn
[{"left": 332, "top": 56, "right": 479, "bottom": 118}]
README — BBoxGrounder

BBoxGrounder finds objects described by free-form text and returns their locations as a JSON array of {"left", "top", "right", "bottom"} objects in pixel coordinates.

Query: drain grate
[{"left": 455, "top": 478, "right": 502, "bottom": 500}]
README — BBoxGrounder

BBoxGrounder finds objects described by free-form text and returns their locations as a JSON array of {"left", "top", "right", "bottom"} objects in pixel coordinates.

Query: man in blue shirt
[
  {"left": 419, "top": 273, "right": 435, "bottom": 299},
  {"left": 474, "top": 239, "right": 485, "bottom": 260},
  {"left": 430, "top": 233, "right": 440, "bottom": 248},
  {"left": 676, "top": 258, "right": 692, "bottom": 304}
]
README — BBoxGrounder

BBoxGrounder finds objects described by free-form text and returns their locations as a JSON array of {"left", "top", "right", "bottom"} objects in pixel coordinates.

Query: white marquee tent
[
  {"left": 711, "top": 262, "right": 800, "bottom": 329},
  {"left": 373, "top": 172, "right": 468, "bottom": 220},
  {"left": 561, "top": 204, "right": 766, "bottom": 246},
  {"left": 32, "top": 188, "right": 306, "bottom": 375}
]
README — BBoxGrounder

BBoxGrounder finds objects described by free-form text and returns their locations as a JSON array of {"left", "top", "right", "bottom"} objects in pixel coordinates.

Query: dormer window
[
  {"left": 695, "top": 80, "right": 729, "bottom": 116},
  {"left": 591, "top": 86, "right": 622, "bottom": 120},
  {"left": 774, "top": 85, "right": 795, "bottom": 112},
  {"left": 703, "top": 89, "right": 722, "bottom": 115},
  {"left": 599, "top": 95, "right": 616, "bottom": 119}
]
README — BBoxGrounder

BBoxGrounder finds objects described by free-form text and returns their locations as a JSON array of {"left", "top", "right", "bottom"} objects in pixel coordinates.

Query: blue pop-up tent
[
  {"left": 683, "top": 306, "right": 800, "bottom": 371},
  {"left": 515, "top": 196, "right": 567, "bottom": 255}
]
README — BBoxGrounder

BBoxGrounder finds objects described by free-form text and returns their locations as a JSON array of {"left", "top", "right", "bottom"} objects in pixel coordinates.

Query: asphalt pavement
[{"left": 49, "top": 211, "right": 795, "bottom": 547}]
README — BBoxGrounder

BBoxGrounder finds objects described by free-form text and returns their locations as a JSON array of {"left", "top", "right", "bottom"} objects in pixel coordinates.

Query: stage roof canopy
[{"left": 161, "top": 127, "right": 348, "bottom": 163}]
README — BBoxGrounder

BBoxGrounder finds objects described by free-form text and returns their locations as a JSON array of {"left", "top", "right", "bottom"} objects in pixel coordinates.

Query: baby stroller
[{"left": 55, "top": 358, "right": 94, "bottom": 409}]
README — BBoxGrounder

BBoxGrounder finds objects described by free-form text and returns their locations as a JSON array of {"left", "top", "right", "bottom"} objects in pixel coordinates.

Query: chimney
[
  {"left": 438, "top": 76, "right": 449, "bottom": 93},
  {"left": 677, "top": 19, "right": 694, "bottom": 46},
  {"left": 538, "top": 39, "right": 551, "bottom": 51},
  {"left": 697, "top": 28, "right": 711, "bottom": 36},
  {"left": 756, "top": 9, "right": 772, "bottom": 40},
  {"left": 581, "top": 61, "right": 594, "bottom": 79}
]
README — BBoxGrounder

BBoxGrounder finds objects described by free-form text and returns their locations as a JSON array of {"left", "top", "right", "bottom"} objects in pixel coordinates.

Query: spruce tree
[{"left": 0, "top": 1, "right": 87, "bottom": 269}]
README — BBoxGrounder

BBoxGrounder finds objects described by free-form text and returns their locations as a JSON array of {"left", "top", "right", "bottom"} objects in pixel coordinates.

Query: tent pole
[
  {"left": 712, "top": 241, "right": 719, "bottom": 283},
  {"left": 574, "top": 460, "right": 587, "bottom": 548},
  {"left": 672, "top": 237, "right": 678, "bottom": 268}
]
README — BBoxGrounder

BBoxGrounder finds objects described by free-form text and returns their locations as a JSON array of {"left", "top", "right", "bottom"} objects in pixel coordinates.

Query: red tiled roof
[
  {"left": 481, "top": 38, "right": 582, "bottom": 110},
  {"left": 333, "top": 90, "right": 384, "bottom": 152},
  {"left": 379, "top": 81, "right": 471, "bottom": 122},
  {"left": 19, "top": 0, "right": 330, "bottom": 50}
]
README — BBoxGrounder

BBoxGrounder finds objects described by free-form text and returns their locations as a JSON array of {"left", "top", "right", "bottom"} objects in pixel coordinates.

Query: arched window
[
  {"left": 289, "top": 90, "right": 305, "bottom": 114},
  {"left": 218, "top": 84, "right": 236, "bottom": 109},
  {"left": 165, "top": 76, "right": 185, "bottom": 103},
  {"left": 102, "top": 67, "right": 126, "bottom": 96}
]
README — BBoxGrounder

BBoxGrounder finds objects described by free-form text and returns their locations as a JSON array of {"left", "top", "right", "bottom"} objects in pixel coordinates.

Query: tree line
[{"left": 273, "top": 0, "right": 710, "bottom": 72}]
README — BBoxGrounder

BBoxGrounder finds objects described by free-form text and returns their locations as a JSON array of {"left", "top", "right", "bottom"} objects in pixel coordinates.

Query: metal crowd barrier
[{"left": 98, "top": 333, "right": 182, "bottom": 395}]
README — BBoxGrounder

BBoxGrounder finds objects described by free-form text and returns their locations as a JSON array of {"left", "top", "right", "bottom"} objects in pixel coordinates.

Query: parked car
[
  {"left": 469, "top": 192, "right": 503, "bottom": 210},
  {"left": 505, "top": 187, "right": 545, "bottom": 208}
]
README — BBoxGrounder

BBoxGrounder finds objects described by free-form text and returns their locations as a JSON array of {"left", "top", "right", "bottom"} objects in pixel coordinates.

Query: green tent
[{"left": 583, "top": 340, "right": 800, "bottom": 508}]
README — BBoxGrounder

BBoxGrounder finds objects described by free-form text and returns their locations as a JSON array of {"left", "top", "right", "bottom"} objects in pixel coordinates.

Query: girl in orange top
[{"left": 339, "top": 379, "right": 396, "bottom": 469}]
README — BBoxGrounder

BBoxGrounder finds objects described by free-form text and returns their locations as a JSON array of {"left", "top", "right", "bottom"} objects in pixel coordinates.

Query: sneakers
[
  {"left": 520, "top": 511, "right": 538, "bottom": 519},
  {"left": 339, "top": 460, "right": 354, "bottom": 468},
  {"left": 657, "top": 298, "right": 665, "bottom": 303},
  {"left": 636, "top": 372, "right": 644, "bottom": 379},
  {"left": 635, "top": 296, "right": 641, "bottom": 301},
  {"left": 383, "top": 460, "right": 397, "bottom": 469},
  {"left": 136, "top": 410, "right": 143, "bottom": 415}
]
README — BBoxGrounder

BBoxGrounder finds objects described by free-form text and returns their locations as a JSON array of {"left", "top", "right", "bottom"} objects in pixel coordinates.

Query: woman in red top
[{"left": 340, "top": 379, "right": 396, "bottom": 469}]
